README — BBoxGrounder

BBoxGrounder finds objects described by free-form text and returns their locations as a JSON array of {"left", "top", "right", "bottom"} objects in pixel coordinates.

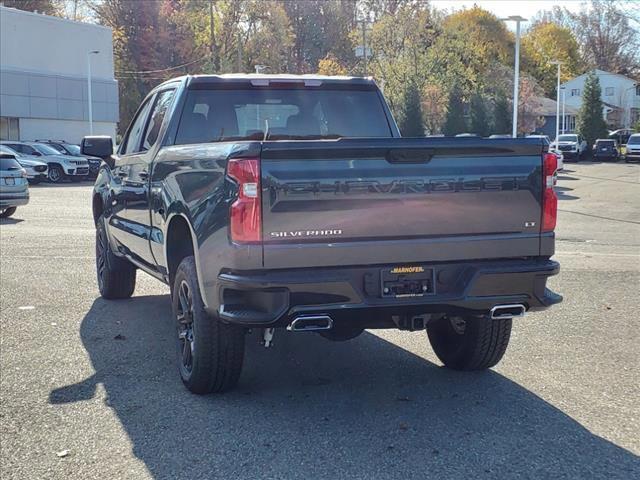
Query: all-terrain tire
[
  {"left": 172, "top": 256, "right": 245, "bottom": 394},
  {"left": 427, "top": 315, "right": 512, "bottom": 370},
  {"left": 95, "top": 214, "right": 136, "bottom": 299},
  {"left": 0, "top": 207, "right": 17, "bottom": 218}
]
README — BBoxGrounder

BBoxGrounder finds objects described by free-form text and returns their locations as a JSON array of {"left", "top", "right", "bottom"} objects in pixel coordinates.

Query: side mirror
[{"left": 81, "top": 136, "right": 114, "bottom": 169}]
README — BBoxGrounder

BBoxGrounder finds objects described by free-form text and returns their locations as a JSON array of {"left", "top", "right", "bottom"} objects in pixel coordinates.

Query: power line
[{"left": 115, "top": 57, "right": 207, "bottom": 75}]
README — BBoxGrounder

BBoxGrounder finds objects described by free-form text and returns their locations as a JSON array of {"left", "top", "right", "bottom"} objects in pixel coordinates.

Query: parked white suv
[
  {"left": 625, "top": 133, "right": 640, "bottom": 162},
  {"left": 0, "top": 141, "right": 89, "bottom": 183},
  {"left": 551, "top": 134, "right": 588, "bottom": 161}
]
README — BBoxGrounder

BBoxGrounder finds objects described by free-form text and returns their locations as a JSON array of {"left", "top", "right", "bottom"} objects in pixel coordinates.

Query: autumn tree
[
  {"left": 442, "top": 6, "right": 513, "bottom": 66},
  {"left": 518, "top": 75, "right": 545, "bottom": 135},
  {"left": 522, "top": 22, "right": 583, "bottom": 97},
  {"left": 317, "top": 55, "right": 348, "bottom": 76},
  {"left": 422, "top": 84, "right": 447, "bottom": 134},
  {"left": 280, "top": 0, "right": 357, "bottom": 73},
  {"left": 366, "top": 3, "right": 439, "bottom": 117},
  {"left": 242, "top": 1, "right": 294, "bottom": 73},
  {"left": 535, "top": 1, "right": 640, "bottom": 75},
  {"left": 576, "top": 72, "right": 608, "bottom": 147}
]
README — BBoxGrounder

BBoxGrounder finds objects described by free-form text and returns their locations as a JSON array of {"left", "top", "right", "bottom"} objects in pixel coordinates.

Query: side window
[
  {"left": 142, "top": 89, "right": 175, "bottom": 151},
  {"left": 121, "top": 97, "right": 154, "bottom": 155},
  {"left": 6, "top": 143, "right": 23, "bottom": 153}
]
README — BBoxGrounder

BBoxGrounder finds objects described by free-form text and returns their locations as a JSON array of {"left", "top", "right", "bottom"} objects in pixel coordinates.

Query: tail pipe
[
  {"left": 287, "top": 315, "right": 333, "bottom": 332},
  {"left": 490, "top": 304, "right": 526, "bottom": 320}
]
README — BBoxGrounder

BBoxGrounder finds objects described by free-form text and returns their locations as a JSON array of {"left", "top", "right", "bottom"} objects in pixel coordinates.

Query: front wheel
[
  {"left": 48, "top": 165, "right": 65, "bottom": 183},
  {"left": 0, "top": 207, "right": 17, "bottom": 218},
  {"left": 96, "top": 214, "right": 136, "bottom": 299},
  {"left": 427, "top": 315, "right": 512, "bottom": 370},
  {"left": 172, "top": 256, "right": 245, "bottom": 394}
]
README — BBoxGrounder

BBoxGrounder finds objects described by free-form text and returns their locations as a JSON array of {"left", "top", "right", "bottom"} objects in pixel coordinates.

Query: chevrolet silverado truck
[{"left": 82, "top": 74, "right": 562, "bottom": 394}]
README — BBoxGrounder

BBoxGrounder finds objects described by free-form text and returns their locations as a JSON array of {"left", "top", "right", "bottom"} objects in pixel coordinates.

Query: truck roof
[{"left": 159, "top": 74, "right": 377, "bottom": 90}]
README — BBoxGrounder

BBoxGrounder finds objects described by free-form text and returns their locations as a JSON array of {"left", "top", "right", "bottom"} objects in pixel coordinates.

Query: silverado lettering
[
  {"left": 279, "top": 177, "right": 528, "bottom": 196},
  {"left": 270, "top": 229, "right": 343, "bottom": 238}
]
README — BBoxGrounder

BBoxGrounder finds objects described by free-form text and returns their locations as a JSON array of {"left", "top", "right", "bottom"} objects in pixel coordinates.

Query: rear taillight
[
  {"left": 227, "top": 157, "right": 261, "bottom": 243},
  {"left": 542, "top": 152, "right": 558, "bottom": 232}
]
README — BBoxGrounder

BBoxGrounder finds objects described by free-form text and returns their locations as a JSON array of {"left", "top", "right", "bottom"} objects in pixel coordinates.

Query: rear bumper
[
  {"left": 212, "top": 258, "right": 562, "bottom": 328},
  {"left": 560, "top": 150, "right": 578, "bottom": 159},
  {"left": 0, "top": 193, "right": 29, "bottom": 208},
  {"left": 594, "top": 153, "right": 618, "bottom": 160}
]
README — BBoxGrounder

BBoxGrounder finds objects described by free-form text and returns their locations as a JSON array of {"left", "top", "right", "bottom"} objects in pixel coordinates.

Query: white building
[
  {"left": 0, "top": 6, "right": 118, "bottom": 143},
  {"left": 561, "top": 69, "right": 639, "bottom": 129}
]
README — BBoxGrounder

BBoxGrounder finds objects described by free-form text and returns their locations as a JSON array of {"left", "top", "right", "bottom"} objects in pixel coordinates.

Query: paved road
[{"left": 1, "top": 161, "right": 639, "bottom": 479}]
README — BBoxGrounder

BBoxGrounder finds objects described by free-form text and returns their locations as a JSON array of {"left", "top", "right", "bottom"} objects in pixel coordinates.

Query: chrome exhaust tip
[
  {"left": 490, "top": 304, "right": 526, "bottom": 319},
  {"left": 287, "top": 315, "right": 333, "bottom": 332}
]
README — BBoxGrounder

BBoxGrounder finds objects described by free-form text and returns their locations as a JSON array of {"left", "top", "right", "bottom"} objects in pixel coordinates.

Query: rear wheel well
[
  {"left": 92, "top": 193, "right": 103, "bottom": 225},
  {"left": 166, "top": 216, "right": 195, "bottom": 287}
]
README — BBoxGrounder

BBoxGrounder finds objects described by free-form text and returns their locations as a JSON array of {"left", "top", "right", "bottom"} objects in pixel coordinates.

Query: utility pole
[
  {"left": 501, "top": 16, "right": 527, "bottom": 138},
  {"left": 561, "top": 87, "right": 566, "bottom": 134},
  {"left": 355, "top": 18, "right": 370, "bottom": 77},
  {"left": 236, "top": 30, "right": 242, "bottom": 72},
  {"left": 550, "top": 60, "right": 563, "bottom": 142},
  {"left": 362, "top": 20, "right": 368, "bottom": 76},
  {"left": 209, "top": 0, "right": 218, "bottom": 72}
]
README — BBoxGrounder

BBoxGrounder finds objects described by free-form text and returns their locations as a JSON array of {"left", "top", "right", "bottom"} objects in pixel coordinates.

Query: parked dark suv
[{"left": 593, "top": 139, "right": 619, "bottom": 162}]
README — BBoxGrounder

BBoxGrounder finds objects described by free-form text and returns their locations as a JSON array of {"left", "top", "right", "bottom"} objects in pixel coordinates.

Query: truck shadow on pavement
[{"left": 50, "top": 295, "right": 639, "bottom": 480}]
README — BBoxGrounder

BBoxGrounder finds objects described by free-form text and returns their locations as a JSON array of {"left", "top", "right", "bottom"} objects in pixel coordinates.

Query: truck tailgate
[{"left": 260, "top": 138, "right": 545, "bottom": 269}]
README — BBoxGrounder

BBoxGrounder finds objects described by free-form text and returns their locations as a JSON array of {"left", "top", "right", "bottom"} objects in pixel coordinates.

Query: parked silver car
[
  {"left": 0, "top": 145, "right": 48, "bottom": 183},
  {"left": 0, "top": 152, "right": 29, "bottom": 218},
  {"left": 0, "top": 141, "right": 88, "bottom": 183}
]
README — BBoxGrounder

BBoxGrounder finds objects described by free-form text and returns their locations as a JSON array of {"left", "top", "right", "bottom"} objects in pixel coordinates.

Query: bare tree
[{"left": 534, "top": 0, "right": 640, "bottom": 76}]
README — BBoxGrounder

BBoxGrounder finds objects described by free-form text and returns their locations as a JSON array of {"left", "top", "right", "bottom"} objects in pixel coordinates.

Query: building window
[
  {"left": 0, "top": 117, "right": 20, "bottom": 141},
  {"left": 605, "top": 87, "right": 614, "bottom": 96},
  {"left": 636, "top": 85, "right": 640, "bottom": 96},
  {"left": 571, "top": 89, "right": 580, "bottom": 96},
  {"left": 564, "top": 115, "right": 576, "bottom": 132}
]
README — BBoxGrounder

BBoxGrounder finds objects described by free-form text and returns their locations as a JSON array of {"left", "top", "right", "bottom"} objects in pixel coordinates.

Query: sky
[{"left": 430, "top": 0, "right": 586, "bottom": 29}]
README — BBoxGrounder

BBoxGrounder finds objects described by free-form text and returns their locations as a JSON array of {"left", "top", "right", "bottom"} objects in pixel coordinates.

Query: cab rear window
[{"left": 175, "top": 87, "right": 393, "bottom": 145}]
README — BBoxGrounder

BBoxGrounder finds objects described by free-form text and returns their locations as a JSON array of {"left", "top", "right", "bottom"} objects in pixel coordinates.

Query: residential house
[
  {"left": 561, "top": 69, "right": 639, "bottom": 129},
  {"left": 531, "top": 96, "right": 579, "bottom": 138}
]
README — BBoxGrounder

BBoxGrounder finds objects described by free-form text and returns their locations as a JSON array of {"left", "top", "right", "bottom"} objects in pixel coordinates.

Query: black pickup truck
[{"left": 82, "top": 74, "right": 562, "bottom": 394}]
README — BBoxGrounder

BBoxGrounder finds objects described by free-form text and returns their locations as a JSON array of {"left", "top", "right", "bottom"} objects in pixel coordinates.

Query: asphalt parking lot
[{"left": 1, "top": 161, "right": 639, "bottom": 479}]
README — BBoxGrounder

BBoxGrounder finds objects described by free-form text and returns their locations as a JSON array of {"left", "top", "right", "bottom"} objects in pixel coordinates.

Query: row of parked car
[{"left": 0, "top": 140, "right": 101, "bottom": 184}]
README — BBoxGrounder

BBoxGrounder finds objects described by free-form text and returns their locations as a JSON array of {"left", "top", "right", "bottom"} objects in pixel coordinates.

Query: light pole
[
  {"left": 550, "top": 60, "right": 563, "bottom": 143},
  {"left": 87, "top": 50, "right": 99, "bottom": 135},
  {"left": 501, "top": 16, "right": 527, "bottom": 138},
  {"left": 561, "top": 87, "right": 566, "bottom": 133}
]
